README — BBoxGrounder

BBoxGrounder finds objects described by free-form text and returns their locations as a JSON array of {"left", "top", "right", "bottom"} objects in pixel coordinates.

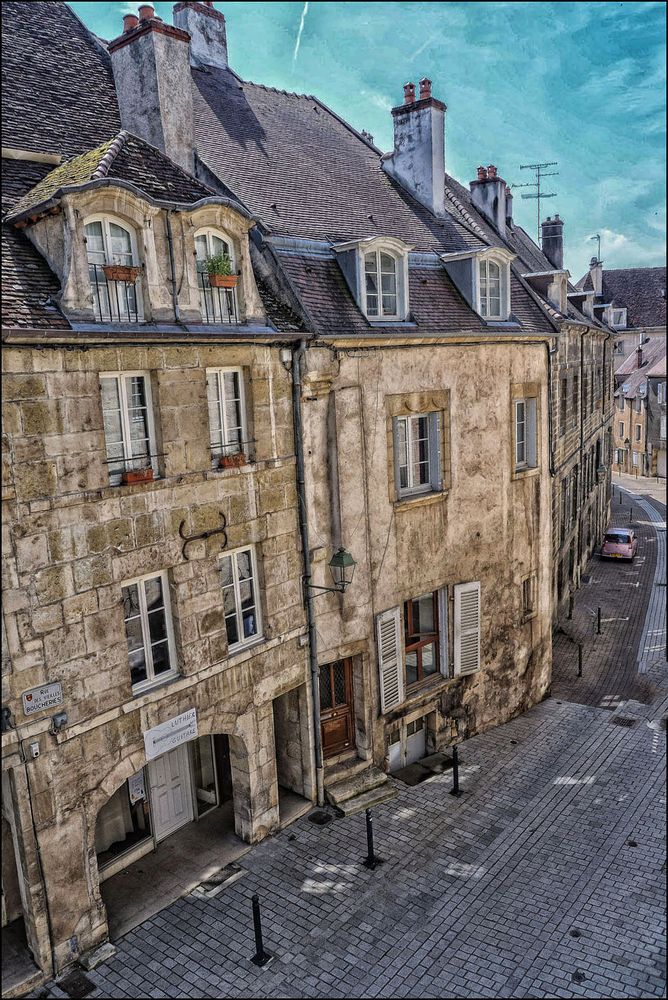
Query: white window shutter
[
  {"left": 376, "top": 607, "right": 404, "bottom": 713},
  {"left": 454, "top": 582, "right": 481, "bottom": 676}
]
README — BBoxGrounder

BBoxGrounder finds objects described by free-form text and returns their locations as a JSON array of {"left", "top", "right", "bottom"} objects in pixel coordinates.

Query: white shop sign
[
  {"left": 143, "top": 709, "right": 198, "bottom": 761},
  {"left": 22, "top": 682, "right": 63, "bottom": 716}
]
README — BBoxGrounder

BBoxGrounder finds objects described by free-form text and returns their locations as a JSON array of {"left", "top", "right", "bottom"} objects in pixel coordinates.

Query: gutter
[
  {"left": 291, "top": 339, "right": 325, "bottom": 807},
  {"left": 164, "top": 212, "right": 183, "bottom": 325}
]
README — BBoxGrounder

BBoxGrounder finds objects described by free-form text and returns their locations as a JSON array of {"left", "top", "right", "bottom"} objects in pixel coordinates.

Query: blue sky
[{"left": 70, "top": 1, "right": 666, "bottom": 279}]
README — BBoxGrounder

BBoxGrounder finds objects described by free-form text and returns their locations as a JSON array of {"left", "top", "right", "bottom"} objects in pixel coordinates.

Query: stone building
[
  {"left": 612, "top": 339, "right": 667, "bottom": 478},
  {"left": 1, "top": 0, "right": 613, "bottom": 990},
  {"left": 576, "top": 261, "right": 666, "bottom": 368}
]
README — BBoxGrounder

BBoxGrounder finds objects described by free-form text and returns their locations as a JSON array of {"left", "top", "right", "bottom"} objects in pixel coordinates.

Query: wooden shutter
[
  {"left": 376, "top": 607, "right": 404, "bottom": 713},
  {"left": 454, "top": 582, "right": 481, "bottom": 676}
]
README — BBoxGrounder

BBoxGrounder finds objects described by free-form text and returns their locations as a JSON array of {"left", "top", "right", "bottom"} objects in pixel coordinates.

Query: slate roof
[
  {"left": 1, "top": 1, "right": 121, "bottom": 159},
  {"left": 192, "top": 67, "right": 483, "bottom": 254},
  {"left": 7, "top": 132, "right": 223, "bottom": 221},
  {"left": 601, "top": 268, "right": 665, "bottom": 329},
  {"left": 615, "top": 338, "right": 666, "bottom": 398}
]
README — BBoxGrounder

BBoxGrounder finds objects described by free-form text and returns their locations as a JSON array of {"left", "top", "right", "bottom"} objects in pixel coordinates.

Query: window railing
[
  {"left": 90, "top": 264, "right": 140, "bottom": 323},
  {"left": 197, "top": 272, "right": 239, "bottom": 325}
]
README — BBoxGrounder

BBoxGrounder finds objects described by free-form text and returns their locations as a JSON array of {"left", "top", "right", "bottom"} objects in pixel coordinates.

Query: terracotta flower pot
[
  {"left": 218, "top": 452, "right": 246, "bottom": 469},
  {"left": 208, "top": 273, "right": 238, "bottom": 289},
  {"left": 122, "top": 467, "right": 154, "bottom": 485},
  {"left": 102, "top": 263, "right": 142, "bottom": 283}
]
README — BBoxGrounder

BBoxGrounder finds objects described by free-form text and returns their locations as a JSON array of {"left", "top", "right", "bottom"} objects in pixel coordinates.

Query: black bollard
[
  {"left": 250, "top": 893, "right": 273, "bottom": 967},
  {"left": 568, "top": 592, "right": 574, "bottom": 620},
  {"left": 597, "top": 607, "right": 602, "bottom": 635},
  {"left": 629, "top": 508, "right": 633, "bottom": 522},
  {"left": 450, "top": 744, "right": 462, "bottom": 797},
  {"left": 362, "top": 808, "right": 384, "bottom": 869},
  {"left": 619, "top": 492, "right": 622, "bottom": 503},
  {"left": 577, "top": 643, "right": 583, "bottom": 678}
]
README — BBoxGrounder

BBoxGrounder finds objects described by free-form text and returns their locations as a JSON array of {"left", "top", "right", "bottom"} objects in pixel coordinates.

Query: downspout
[
  {"left": 291, "top": 340, "right": 325, "bottom": 807},
  {"left": 164, "top": 212, "right": 182, "bottom": 325},
  {"left": 544, "top": 340, "right": 557, "bottom": 477}
]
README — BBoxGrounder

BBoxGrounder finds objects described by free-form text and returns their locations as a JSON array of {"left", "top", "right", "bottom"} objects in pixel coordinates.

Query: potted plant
[
  {"left": 102, "top": 258, "right": 142, "bottom": 283},
  {"left": 203, "top": 251, "right": 238, "bottom": 289},
  {"left": 218, "top": 452, "right": 246, "bottom": 469},
  {"left": 122, "top": 467, "right": 154, "bottom": 485}
]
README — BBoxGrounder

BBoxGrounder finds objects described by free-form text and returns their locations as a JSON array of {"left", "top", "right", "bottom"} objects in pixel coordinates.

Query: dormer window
[
  {"left": 479, "top": 258, "right": 501, "bottom": 318},
  {"left": 84, "top": 216, "right": 143, "bottom": 323},
  {"left": 610, "top": 308, "right": 627, "bottom": 329},
  {"left": 195, "top": 227, "right": 239, "bottom": 325},
  {"left": 441, "top": 247, "right": 514, "bottom": 322},
  {"left": 333, "top": 236, "right": 411, "bottom": 323}
]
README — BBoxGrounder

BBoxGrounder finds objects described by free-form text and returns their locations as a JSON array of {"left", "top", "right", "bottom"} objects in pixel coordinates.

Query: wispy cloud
[{"left": 293, "top": 2, "right": 309, "bottom": 64}]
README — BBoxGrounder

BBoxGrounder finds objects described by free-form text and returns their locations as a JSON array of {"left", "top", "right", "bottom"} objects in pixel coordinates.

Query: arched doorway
[{"left": 95, "top": 735, "right": 247, "bottom": 940}]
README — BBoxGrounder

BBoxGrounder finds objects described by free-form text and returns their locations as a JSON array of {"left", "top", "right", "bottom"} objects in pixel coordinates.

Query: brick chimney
[
  {"left": 382, "top": 78, "right": 446, "bottom": 218},
  {"left": 505, "top": 184, "right": 513, "bottom": 229},
  {"left": 541, "top": 214, "right": 564, "bottom": 270},
  {"left": 469, "top": 164, "right": 508, "bottom": 238},
  {"left": 108, "top": 6, "right": 194, "bottom": 172},
  {"left": 173, "top": 1, "right": 228, "bottom": 69},
  {"left": 636, "top": 345, "right": 643, "bottom": 368}
]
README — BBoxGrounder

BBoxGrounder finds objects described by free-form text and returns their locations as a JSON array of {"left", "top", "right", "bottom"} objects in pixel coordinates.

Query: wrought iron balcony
[
  {"left": 197, "top": 272, "right": 239, "bottom": 325},
  {"left": 89, "top": 263, "right": 141, "bottom": 323}
]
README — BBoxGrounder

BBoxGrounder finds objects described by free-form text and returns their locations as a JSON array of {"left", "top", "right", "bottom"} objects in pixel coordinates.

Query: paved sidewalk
[{"left": 612, "top": 472, "right": 666, "bottom": 506}]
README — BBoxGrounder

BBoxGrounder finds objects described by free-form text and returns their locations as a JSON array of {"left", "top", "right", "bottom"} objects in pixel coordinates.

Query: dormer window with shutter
[
  {"left": 333, "top": 236, "right": 412, "bottom": 323},
  {"left": 84, "top": 215, "right": 143, "bottom": 323},
  {"left": 440, "top": 247, "right": 515, "bottom": 322}
]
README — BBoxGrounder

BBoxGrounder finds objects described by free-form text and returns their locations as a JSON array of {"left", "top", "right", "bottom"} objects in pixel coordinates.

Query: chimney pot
[
  {"left": 636, "top": 346, "right": 643, "bottom": 367},
  {"left": 123, "top": 13, "right": 139, "bottom": 31},
  {"left": 403, "top": 82, "right": 416, "bottom": 105},
  {"left": 138, "top": 4, "right": 155, "bottom": 20},
  {"left": 590, "top": 256, "right": 598, "bottom": 267},
  {"left": 487, "top": 164, "right": 497, "bottom": 179},
  {"left": 477, "top": 166, "right": 488, "bottom": 181},
  {"left": 419, "top": 78, "right": 432, "bottom": 100}
]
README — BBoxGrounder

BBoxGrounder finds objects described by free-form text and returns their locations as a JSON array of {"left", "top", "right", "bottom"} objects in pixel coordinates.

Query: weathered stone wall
[
  {"left": 301, "top": 339, "right": 553, "bottom": 766},
  {"left": 1, "top": 340, "right": 311, "bottom": 970}
]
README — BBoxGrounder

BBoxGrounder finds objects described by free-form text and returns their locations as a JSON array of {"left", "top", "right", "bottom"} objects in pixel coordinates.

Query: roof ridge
[{"left": 91, "top": 130, "right": 129, "bottom": 179}]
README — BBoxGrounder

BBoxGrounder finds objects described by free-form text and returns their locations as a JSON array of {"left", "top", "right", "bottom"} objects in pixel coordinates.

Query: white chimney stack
[{"left": 382, "top": 78, "right": 446, "bottom": 218}]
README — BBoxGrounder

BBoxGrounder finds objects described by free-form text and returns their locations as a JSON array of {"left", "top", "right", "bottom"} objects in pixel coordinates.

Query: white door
[
  {"left": 405, "top": 718, "right": 426, "bottom": 765},
  {"left": 148, "top": 744, "right": 194, "bottom": 842}
]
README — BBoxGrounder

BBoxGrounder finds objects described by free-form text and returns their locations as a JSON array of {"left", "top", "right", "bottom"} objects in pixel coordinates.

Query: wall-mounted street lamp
[{"left": 304, "top": 548, "right": 356, "bottom": 597}]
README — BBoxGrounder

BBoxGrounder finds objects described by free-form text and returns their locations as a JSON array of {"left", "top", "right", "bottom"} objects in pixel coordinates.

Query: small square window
[{"left": 393, "top": 412, "right": 441, "bottom": 499}]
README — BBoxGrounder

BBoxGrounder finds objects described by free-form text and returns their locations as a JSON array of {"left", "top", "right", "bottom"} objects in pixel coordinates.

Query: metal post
[
  {"left": 577, "top": 643, "right": 583, "bottom": 678},
  {"left": 250, "top": 894, "right": 273, "bottom": 966},
  {"left": 362, "top": 808, "right": 383, "bottom": 869},
  {"left": 629, "top": 508, "right": 633, "bottom": 522},
  {"left": 567, "top": 592, "right": 574, "bottom": 620},
  {"left": 619, "top": 492, "right": 622, "bottom": 503},
  {"left": 597, "top": 607, "right": 602, "bottom": 635},
  {"left": 450, "top": 744, "right": 462, "bottom": 797}
]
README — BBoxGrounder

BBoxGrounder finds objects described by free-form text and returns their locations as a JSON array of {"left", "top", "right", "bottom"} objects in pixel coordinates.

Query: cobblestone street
[{"left": 37, "top": 493, "right": 666, "bottom": 1000}]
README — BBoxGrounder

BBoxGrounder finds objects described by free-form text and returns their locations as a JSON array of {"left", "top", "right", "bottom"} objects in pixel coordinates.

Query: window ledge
[
  {"left": 226, "top": 635, "right": 266, "bottom": 661},
  {"left": 131, "top": 671, "right": 180, "bottom": 698},
  {"left": 511, "top": 465, "right": 540, "bottom": 482},
  {"left": 393, "top": 489, "right": 448, "bottom": 511}
]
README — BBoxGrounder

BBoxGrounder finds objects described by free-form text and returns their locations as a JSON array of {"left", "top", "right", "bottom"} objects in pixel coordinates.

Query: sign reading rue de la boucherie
[
  {"left": 22, "top": 681, "right": 64, "bottom": 717},
  {"left": 143, "top": 708, "right": 198, "bottom": 761}
]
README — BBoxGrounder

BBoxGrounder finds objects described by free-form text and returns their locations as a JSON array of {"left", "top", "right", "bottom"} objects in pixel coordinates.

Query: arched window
[
  {"left": 84, "top": 216, "right": 142, "bottom": 322},
  {"left": 364, "top": 250, "right": 399, "bottom": 319},
  {"left": 479, "top": 258, "right": 501, "bottom": 318},
  {"left": 194, "top": 227, "right": 238, "bottom": 325}
]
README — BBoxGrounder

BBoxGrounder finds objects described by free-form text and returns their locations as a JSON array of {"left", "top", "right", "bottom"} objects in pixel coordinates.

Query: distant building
[
  {"left": 576, "top": 262, "right": 666, "bottom": 367},
  {"left": 613, "top": 339, "right": 667, "bottom": 478}
]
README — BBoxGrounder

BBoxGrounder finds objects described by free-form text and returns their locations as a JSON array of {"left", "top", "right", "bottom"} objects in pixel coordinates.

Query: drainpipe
[
  {"left": 164, "top": 212, "right": 182, "bottom": 325},
  {"left": 545, "top": 340, "right": 557, "bottom": 477},
  {"left": 291, "top": 340, "right": 325, "bottom": 807}
]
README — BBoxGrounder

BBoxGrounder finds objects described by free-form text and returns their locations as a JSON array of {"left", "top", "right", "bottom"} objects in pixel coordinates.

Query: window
[
  {"left": 559, "top": 378, "right": 568, "bottom": 436},
  {"left": 522, "top": 575, "right": 536, "bottom": 619},
  {"left": 616, "top": 449, "right": 625, "bottom": 465},
  {"left": 660, "top": 414, "right": 666, "bottom": 440},
  {"left": 632, "top": 451, "right": 639, "bottom": 467},
  {"left": 571, "top": 466, "right": 578, "bottom": 520},
  {"left": 85, "top": 216, "right": 142, "bottom": 322},
  {"left": 122, "top": 572, "right": 177, "bottom": 692},
  {"left": 572, "top": 375, "right": 579, "bottom": 418},
  {"left": 611, "top": 308, "right": 627, "bottom": 328},
  {"left": 479, "top": 258, "right": 502, "bottom": 318},
  {"left": 619, "top": 422, "right": 625, "bottom": 438},
  {"left": 100, "top": 373, "right": 157, "bottom": 485},
  {"left": 404, "top": 593, "right": 440, "bottom": 688},
  {"left": 364, "top": 250, "right": 399, "bottom": 319},
  {"left": 634, "top": 396, "right": 642, "bottom": 413},
  {"left": 206, "top": 368, "right": 248, "bottom": 464},
  {"left": 393, "top": 412, "right": 441, "bottom": 498},
  {"left": 514, "top": 397, "right": 537, "bottom": 470},
  {"left": 657, "top": 382, "right": 666, "bottom": 405},
  {"left": 220, "top": 546, "right": 261, "bottom": 651},
  {"left": 194, "top": 228, "right": 238, "bottom": 324},
  {"left": 619, "top": 396, "right": 625, "bottom": 411},
  {"left": 635, "top": 424, "right": 642, "bottom": 442}
]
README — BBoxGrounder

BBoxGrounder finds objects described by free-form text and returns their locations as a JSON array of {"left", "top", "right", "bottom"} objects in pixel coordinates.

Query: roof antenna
[
  {"left": 589, "top": 233, "right": 601, "bottom": 263},
  {"left": 510, "top": 161, "right": 558, "bottom": 241}
]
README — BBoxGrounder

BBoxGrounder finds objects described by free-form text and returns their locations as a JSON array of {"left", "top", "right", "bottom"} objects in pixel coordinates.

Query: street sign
[
  {"left": 22, "top": 682, "right": 64, "bottom": 717},
  {"left": 143, "top": 708, "right": 198, "bottom": 760}
]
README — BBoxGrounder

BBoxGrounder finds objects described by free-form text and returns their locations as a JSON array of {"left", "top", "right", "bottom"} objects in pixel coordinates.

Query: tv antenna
[
  {"left": 512, "top": 162, "right": 558, "bottom": 241},
  {"left": 589, "top": 233, "right": 601, "bottom": 263}
]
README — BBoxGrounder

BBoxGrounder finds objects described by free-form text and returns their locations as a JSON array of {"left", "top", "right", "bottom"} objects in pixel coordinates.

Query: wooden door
[
  {"left": 148, "top": 744, "right": 194, "bottom": 842},
  {"left": 320, "top": 658, "right": 354, "bottom": 758}
]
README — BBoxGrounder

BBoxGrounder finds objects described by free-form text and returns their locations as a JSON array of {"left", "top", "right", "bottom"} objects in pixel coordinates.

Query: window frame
[
  {"left": 121, "top": 570, "right": 178, "bottom": 695},
  {"left": 403, "top": 591, "right": 441, "bottom": 690},
  {"left": 635, "top": 423, "right": 642, "bottom": 442},
  {"left": 205, "top": 367, "right": 249, "bottom": 464},
  {"left": 393, "top": 411, "right": 442, "bottom": 499},
  {"left": 362, "top": 248, "right": 402, "bottom": 321},
  {"left": 522, "top": 574, "right": 537, "bottom": 621},
  {"left": 84, "top": 214, "right": 144, "bottom": 322},
  {"left": 194, "top": 226, "right": 239, "bottom": 325},
  {"left": 219, "top": 545, "right": 263, "bottom": 653},
  {"left": 99, "top": 371, "right": 159, "bottom": 486},
  {"left": 476, "top": 253, "right": 510, "bottom": 321},
  {"left": 514, "top": 396, "right": 538, "bottom": 471}
]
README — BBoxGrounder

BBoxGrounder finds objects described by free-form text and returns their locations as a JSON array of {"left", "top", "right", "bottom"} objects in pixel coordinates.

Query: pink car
[{"left": 601, "top": 529, "right": 638, "bottom": 561}]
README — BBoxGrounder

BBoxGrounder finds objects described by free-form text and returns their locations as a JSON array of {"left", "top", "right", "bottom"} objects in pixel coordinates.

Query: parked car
[{"left": 601, "top": 529, "right": 638, "bottom": 561}]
